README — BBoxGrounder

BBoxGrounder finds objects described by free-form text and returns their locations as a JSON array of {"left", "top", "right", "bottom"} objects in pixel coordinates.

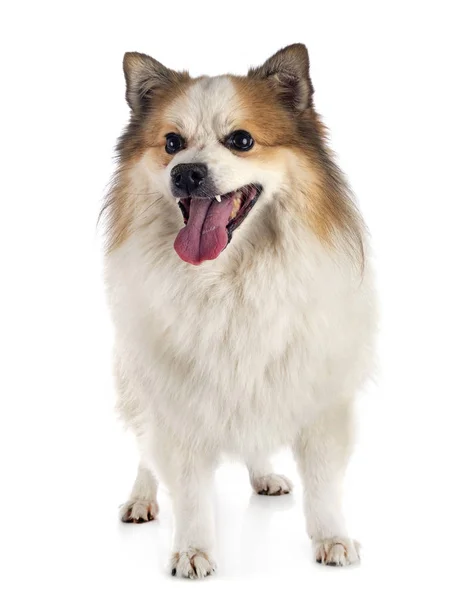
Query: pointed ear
[
  {"left": 123, "top": 52, "right": 187, "bottom": 114},
  {"left": 248, "top": 44, "right": 313, "bottom": 112}
]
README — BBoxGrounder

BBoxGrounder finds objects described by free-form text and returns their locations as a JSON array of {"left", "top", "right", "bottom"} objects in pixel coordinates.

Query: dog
[{"left": 103, "top": 43, "right": 376, "bottom": 578}]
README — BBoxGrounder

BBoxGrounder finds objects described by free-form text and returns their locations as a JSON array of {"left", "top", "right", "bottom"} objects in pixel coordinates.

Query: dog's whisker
[
  {"left": 133, "top": 196, "right": 163, "bottom": 221},
  {"left": 129, "top": 191, "right": 166, "bottom": 197}
]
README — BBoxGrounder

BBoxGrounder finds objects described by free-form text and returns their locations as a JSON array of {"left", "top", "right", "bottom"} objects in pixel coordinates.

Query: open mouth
[{"left": 174, "top": 184, "right": 262, "bottom": 265}]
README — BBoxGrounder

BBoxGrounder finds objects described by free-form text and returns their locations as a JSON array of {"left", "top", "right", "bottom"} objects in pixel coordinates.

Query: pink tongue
[{"left": 174, "top": 196, "right": 234, "bottom": 265}]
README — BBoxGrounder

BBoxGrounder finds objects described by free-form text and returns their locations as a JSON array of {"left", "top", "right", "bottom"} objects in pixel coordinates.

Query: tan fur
[
  {"left": 230, "top": 76, "right": 364, "bottom": 264},
  {"left": 229, "top": 76, "right": 299, "bottom": 147},
  {"left": 105, "top": 73, "right": 363, "bottom": 266},
  {"left": 104, "top": 45, "right": 363, "bottom": 264},
  {"left": 103, "top": 78, "right": 193, "bottom": 252}
]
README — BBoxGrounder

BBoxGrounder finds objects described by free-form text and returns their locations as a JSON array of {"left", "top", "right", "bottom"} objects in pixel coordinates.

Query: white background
[{"left": 1, "top": 1, "right": 469, "bottom": 598}]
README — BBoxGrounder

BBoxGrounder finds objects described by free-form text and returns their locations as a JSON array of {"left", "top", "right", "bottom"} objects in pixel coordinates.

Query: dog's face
[
  {"left": 149, "top": 75, "right": 290, "bottom": 265},
  {"left": 112, "top": 45, "right": 359, "bottom": 266}
]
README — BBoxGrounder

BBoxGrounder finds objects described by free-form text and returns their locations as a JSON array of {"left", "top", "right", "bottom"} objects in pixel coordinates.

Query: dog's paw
[
  {"left": 315, "top": 537, "right": 361, "bottom": 567},
  {"left": 251, "top": 473, "right": 293, "bottom": 495},
  {"left": 170, "top": 548, "right": 216, "bottom": 579},
  {"left": 120, "top": 499, "right": 158, "bottom": 523}
]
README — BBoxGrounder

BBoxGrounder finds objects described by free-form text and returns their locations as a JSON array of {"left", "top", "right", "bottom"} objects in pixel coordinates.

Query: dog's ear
[
  {"left": 248, "top": 44, "right": 313, "bottom": 112},
  {"left": 123, "top": 52, "right": 187, "bottom": 114}
]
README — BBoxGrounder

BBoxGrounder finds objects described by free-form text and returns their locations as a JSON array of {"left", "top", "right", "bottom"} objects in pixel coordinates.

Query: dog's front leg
[
  {"left": 168, "top": 450, "right": 217, "bottom": 579},
  {"left": 293, "top": 402, "right": 361, "bottom": 567}
]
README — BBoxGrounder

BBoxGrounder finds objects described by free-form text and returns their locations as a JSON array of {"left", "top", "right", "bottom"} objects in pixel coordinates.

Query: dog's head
[{"left": 109, "top": 45, "right": 363, "bottom": 267}]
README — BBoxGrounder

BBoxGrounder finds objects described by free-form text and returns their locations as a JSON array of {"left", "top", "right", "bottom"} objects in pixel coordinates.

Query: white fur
[
  {"left": 119, "top": 464, "right": 158, "bottom": 523},
  {"left": 105, "top": 76, "right": 377, "bottom": 577}
]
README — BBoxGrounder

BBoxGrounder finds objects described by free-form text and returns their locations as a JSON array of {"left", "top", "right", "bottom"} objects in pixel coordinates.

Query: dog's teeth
[
  {"left": 230, "top": 196, "right": 242, "bottom": 220},
  {"left": 215, "top": 195, "right": 222, "bottom": 203},
  {"left": 175, "top": 197, "right": 180, "bottom": 203}
]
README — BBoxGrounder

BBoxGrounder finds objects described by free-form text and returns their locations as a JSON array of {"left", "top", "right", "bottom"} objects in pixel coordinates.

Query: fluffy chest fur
[{"left": 106, "top": 201, "right": 375, "bottom": 454}]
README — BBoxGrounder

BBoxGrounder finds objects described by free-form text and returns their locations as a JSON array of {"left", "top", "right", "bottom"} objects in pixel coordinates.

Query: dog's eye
[
  {"left": 165, "top": 133, "right": 185, "bottom": 154},
  {"left": 226, "top": 130, "right": 254, "bottom": 152}
]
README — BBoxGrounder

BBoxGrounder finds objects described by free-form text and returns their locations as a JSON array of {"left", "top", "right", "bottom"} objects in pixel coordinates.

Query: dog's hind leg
[
  {"left": 246, "top": 454, "right": 293, "bottom": 496},
  {"left": 119, "top": 463, "right": 159, "bottom": 523}
]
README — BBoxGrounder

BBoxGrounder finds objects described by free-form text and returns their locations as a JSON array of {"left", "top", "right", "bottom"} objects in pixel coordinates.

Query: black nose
[{"left": 171, "top": 163, "right": 208, "bottom": 196}]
